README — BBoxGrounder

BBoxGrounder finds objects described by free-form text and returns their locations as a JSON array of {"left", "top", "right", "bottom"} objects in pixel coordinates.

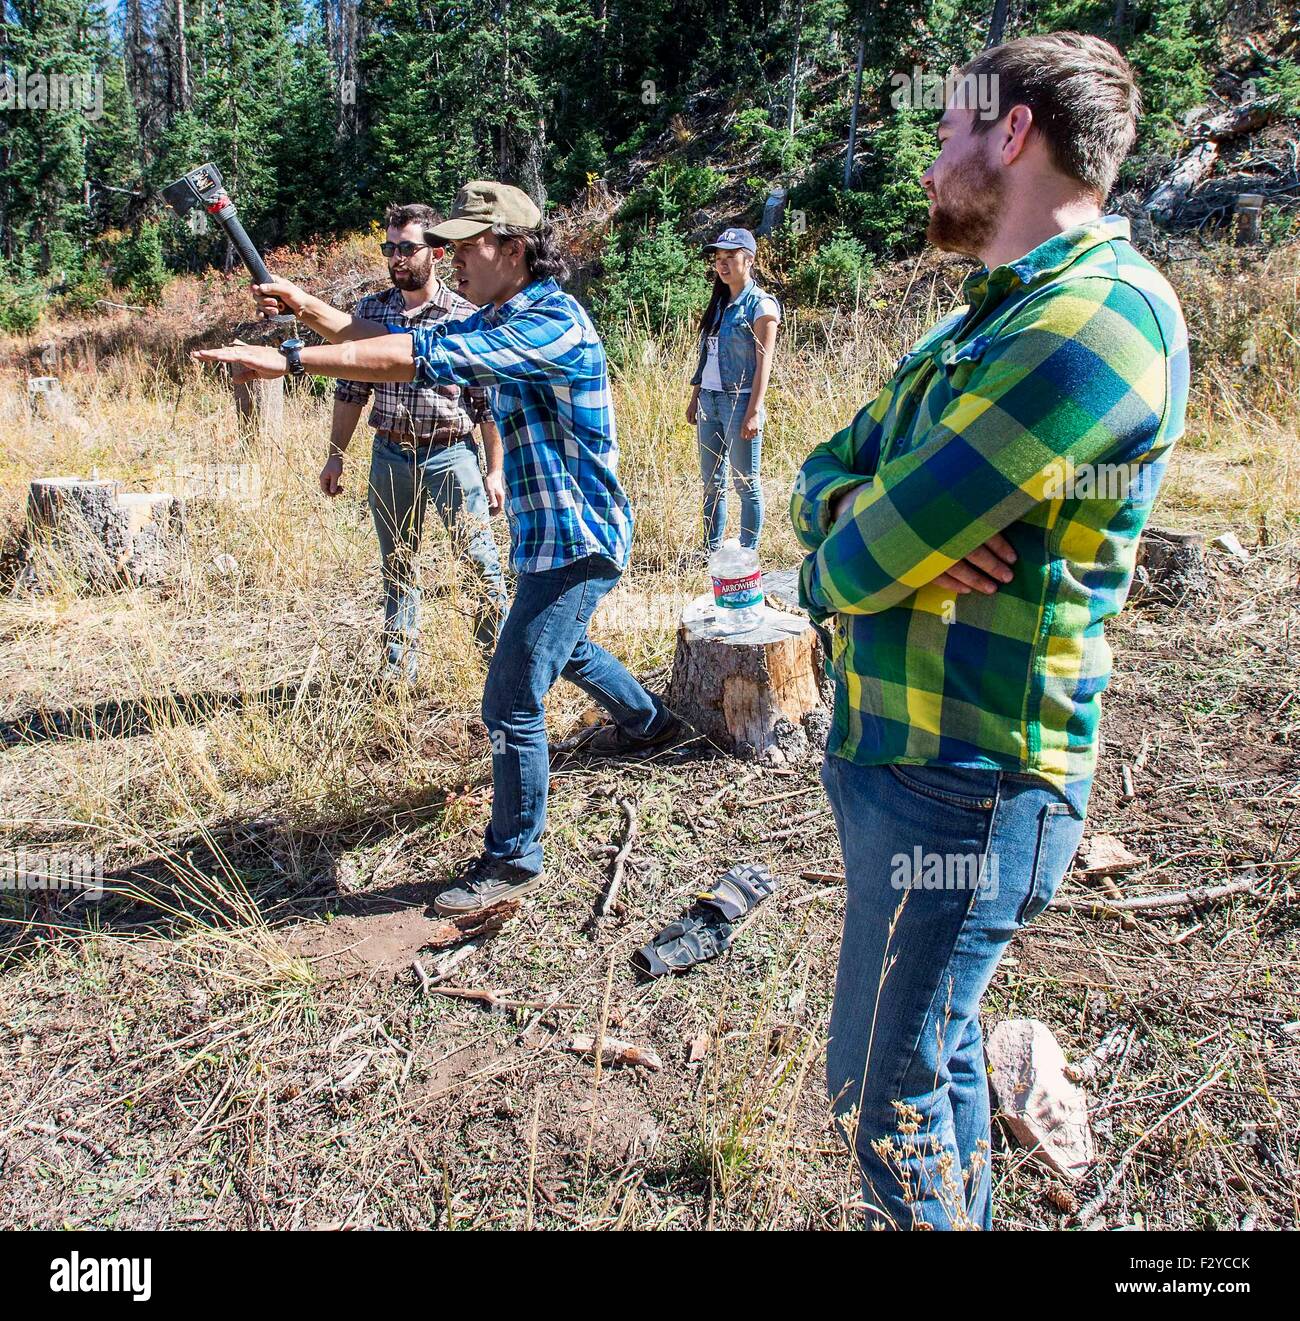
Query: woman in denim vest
[{"left": 686, "top": 227, "right": 781, "bottom": 551}]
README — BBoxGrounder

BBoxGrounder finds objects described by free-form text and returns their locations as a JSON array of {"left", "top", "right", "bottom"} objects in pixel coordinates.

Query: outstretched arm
[{"left": 193, "top": 334, "right": 418, "bottom": 383}]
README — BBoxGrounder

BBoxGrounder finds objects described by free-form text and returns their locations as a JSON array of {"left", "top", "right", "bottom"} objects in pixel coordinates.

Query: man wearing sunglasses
[{"left": 327, "top": 202, "right": 508, "bottom": 682}]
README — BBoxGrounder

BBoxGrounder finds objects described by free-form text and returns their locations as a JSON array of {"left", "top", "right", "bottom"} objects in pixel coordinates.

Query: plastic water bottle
[{"left": 709, "top": 539, "right": 765, "bottom": 634}]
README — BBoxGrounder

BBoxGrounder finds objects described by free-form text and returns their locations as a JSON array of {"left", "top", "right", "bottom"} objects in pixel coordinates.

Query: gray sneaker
[
  {"left": 433, "top": 855, "right": 547, "bottom": 916},
  {"left": 577, "top": 708, "right": 688, "bottom": 758}
]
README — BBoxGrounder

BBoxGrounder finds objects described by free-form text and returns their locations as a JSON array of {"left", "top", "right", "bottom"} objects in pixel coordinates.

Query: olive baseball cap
[{"left": 428, "top": 181, "right": 543, "bottom": 241}]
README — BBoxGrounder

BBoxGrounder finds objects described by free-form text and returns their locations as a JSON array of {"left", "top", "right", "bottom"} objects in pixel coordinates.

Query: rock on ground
[{"left": 986, "top": 1017, "right": 1095, "bottom": 1182}]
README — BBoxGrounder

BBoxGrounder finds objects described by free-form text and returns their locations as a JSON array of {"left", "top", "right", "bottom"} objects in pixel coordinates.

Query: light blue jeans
[
  {"left": 368, "top": 435, "right": 507, "bottom": 676},
  {"left": 821, "top": 755, "right": 1089, "bottom": 1230},
  {"left": 697, "top": 388, "right": 763, "bottom": 550}
]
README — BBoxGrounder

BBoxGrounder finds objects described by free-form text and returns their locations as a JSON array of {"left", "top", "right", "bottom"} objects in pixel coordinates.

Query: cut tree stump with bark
[
  {"left": 233, "top": 375, "right": 284, "bottom": 444},
  {"left": 667, "top": 585, "right": 827, "bottom": 763},
  {"left": 1130, "top": 527, "right": 1209, "bottom": 607},
  {"left": 26, "top": 476, "right": 184, "bottom": 590}
]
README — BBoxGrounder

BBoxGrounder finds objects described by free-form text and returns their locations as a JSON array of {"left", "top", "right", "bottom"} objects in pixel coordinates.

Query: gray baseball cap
[{"left": 704, "top": 226, "right": 757, "bottom": 255}]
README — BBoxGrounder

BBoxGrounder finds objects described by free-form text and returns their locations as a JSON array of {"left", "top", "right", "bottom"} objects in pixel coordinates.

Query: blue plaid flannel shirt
[{"left": 401, "top": 278, "right": 634, "bottom": 575}]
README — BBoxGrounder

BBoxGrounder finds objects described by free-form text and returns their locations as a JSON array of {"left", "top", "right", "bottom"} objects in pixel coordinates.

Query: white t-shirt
[{"left": 701, "top": 333, "right": 722, "bottom": 391}]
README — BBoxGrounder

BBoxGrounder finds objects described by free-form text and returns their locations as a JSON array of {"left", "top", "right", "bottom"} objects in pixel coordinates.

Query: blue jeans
[
  {"left": 480, "top": 555, "right": 665, "bottom": 876},
  {"left": 821, "top": 755, "right": 1089, "bottom": 1230},
  {"left": 368, "top": 435, "right": 507, "bottom": 674},
  {"left": 697, "top": 388, "right": 763, "bottom": 550}
]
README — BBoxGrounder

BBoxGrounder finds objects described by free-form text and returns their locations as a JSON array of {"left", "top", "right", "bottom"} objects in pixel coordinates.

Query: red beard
[{"left": 926, "top": 151, "right": 1004, "bottom": 258}]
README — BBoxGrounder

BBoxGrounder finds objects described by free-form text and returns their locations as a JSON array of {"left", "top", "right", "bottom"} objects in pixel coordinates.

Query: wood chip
[
  {"left": 563, "top": 1033, "right": 663, "bottom": 1071},
  {"left": 1076, "top": 833, "right": 1145, "bottom": 877}
]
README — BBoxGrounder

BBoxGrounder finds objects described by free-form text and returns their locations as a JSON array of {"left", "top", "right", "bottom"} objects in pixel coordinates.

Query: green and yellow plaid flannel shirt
[{"left": 791, "top": 216, "right": 1190, "bottom": 815}]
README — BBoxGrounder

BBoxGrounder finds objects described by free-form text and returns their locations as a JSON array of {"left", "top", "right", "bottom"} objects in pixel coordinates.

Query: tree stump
[
  {"left": 1130, "top": 527, "right": 1208, "bottom": 606},
  {"left": 27, "top": 376, "right": 73, "bottom": 422},
  {"left": 667, "top": 589, "right": 827, "bottom": 763},
  {"left": 26, "top": 477, "right": 184, "bottom": 590},
  {"left": 1235, "top": 193, "right": 1265, "bottom": 245},
  {"left": 233, "top": 375, "right": 284, "bottom": 444}
]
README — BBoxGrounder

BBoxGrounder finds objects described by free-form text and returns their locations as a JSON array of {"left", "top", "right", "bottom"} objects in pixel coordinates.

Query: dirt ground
[{"left": 0, "top": 527, "right": 1295, "bottom": 1231}]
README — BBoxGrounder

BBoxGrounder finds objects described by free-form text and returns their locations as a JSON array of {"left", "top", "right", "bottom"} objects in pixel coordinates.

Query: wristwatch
[{"left": 278, "top": 337, "right": 306, "bottom": 377}]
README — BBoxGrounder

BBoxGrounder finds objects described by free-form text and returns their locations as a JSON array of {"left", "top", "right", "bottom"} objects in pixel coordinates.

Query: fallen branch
[
  {"left": 790, "top": 888, "right": 837, "bottom": 907},
  {"left": 764, "top": 806, "right": 831, "bottom": 843},
  {"left": 1051, "top": 875, "right": 1263, "bottom": 916},
  {"left": 1144, "top": 140, "right": 1219, "bottom": 218},
  {"left": 23, "top": 1121, "right": 111, "bottom": 1162},
  {"left": 749, "top": 784, "right": 823, "bottom": 808},
  {"left": 1196, "top": 96, "right": 1282, "bottom": 142},
  {"left": 597, "top": 796, "right": 637, "bottom": 919},
  {"left": 426, "top": 986, "right": 578, "bottom": 1012},
  {"left": 427, "top": 942, "right": 482, "bottom": 984}
]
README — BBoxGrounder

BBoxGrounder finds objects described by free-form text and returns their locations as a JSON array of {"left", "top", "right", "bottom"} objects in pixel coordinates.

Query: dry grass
[{"left": 0, "top": 238, "right": 1296, "bottom": 1230}]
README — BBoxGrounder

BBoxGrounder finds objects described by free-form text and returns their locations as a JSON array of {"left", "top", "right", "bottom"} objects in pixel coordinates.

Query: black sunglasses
[{"left": 380, "top": 240, "right": 432, "bottom": 259}]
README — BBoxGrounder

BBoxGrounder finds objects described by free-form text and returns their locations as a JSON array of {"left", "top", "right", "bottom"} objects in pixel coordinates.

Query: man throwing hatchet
[{"left": 194, "top": 182, "right": 684, "bottom": 915}]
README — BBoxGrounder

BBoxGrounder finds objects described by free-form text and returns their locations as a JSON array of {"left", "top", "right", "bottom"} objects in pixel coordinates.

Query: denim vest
[{"left": 691, "top": 281, "right": 779, "bottom": 393}]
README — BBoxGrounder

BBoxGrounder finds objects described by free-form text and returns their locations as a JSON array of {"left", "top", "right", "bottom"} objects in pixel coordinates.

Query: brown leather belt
[{"left": 375, "top": 428, "right": 470, "bottom": 452}]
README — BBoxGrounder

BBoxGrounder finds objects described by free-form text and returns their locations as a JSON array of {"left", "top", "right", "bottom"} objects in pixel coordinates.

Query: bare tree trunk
[
  {"left": 594, "top": 0, "right": 607, "bottom": 58},
  {"left": 176, "top": 0, "right": 190, "bottom": 110},
  {"left": 341, "top": 0, "right": 360, "bottom": 138},
  {"left": 498, "top": 0, "right": 513, "bottom": 178},
  {"left": 987, "top": 0, "right": 1009, "bottom": 47},
  {"left": 784, "top": 0, "right": 806, "bottom": 136},
  {"left": 323, "top": 0, "right": 336, "bottom": 71},
  {"left": 218, "top": 0, "right": 239, "bottom": 273},
  {"left": 844, "top": 29, "right": 865, "bottom": 189}
]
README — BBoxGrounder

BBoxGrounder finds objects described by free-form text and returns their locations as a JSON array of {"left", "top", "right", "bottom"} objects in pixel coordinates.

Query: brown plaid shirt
[{"left": 333, "top": 282, "right": 491, "bottom": 441}]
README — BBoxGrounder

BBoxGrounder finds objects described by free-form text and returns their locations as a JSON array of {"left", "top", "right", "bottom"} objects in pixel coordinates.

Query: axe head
[{"left": 162, "top": 163, "right": 227, "bottom": 217}]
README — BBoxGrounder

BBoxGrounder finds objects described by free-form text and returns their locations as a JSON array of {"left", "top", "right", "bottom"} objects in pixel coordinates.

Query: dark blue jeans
[
  {"left": 821, "top": 755, "right": 1089, "bottom": 1230},
  {"left": 480, "top": 555, "right": 664, "bottom": 876}
]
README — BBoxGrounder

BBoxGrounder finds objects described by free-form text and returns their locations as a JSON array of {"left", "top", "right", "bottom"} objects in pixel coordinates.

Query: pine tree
[{"left": 1, "top": 0, "right": 106, "bottom": 263}]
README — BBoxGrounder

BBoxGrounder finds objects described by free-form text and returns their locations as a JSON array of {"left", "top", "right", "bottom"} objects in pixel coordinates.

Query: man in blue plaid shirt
[{"left": 196, "top": 182, "right": 684, "bottom": 912}]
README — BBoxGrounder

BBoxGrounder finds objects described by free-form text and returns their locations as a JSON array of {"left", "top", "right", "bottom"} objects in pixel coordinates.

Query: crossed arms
[{"left": 791, "top": 278, "right": 1164, "bottom": 612}]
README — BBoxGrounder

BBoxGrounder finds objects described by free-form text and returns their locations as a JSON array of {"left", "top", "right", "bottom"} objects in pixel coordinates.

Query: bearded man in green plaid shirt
[{"left": 791, "top": 32, "right": 1189, "bottom": 1229}]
